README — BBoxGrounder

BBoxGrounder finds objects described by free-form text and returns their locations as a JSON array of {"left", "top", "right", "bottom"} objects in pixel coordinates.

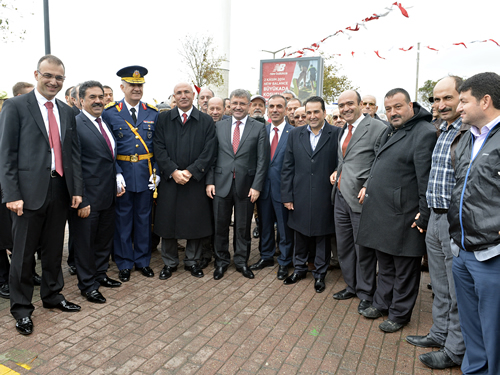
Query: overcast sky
[{"left": 2, "top": 0, "right": 500, "bottom": 110}]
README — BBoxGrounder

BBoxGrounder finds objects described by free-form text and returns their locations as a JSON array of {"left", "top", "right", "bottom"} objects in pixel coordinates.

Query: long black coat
[
  {"left": 281, "top": 122, "right": 340, "bottom": 236},
  {"left": 153, "top": 107, "right": 216, "bottom": 239},
  {"left": 356, "top": 103, "right": 437, "bottom": 257}
]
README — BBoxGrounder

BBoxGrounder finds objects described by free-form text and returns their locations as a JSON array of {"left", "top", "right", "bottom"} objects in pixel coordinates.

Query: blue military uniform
[{"left": 101, "top": 66, "right": 159, "bottom": 276}]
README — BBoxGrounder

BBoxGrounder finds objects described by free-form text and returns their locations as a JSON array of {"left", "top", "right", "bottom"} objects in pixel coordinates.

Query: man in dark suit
[
  {"left": 69, "top": 81, "right": 124, "bottom": 304},
  {"left": 153, "top": 82, "right": 216, "bottom": 280},
  {"left": 330, "top": 90, "right": 387, "bottom": 313},
  {"left": 0, "top": 55, "right": 83, "bottom": 335},
  {"left": 357, "top": 88, "right": 437, "bottom": 333},
  {"left": 281, "top": 96, "right": 340, "bottom": 293},
  {"left": 250, "top": 95, "right": 294, "bottom": 280},
  {"left": 206, "top": 89, "right": 270, "bottom": 280},
  {"left": 102, "top": 66, "right": 159, "bottom": 282}
]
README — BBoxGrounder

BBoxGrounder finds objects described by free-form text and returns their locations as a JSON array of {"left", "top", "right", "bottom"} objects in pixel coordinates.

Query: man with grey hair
[
  {"left": 282, "top": 90, "right": 296, "bottom": 102},
  {"left": 206, "top": 89, "right": 270, "bottom": 280},
  {"left": 362, "top": 95, "right": 389, "bottom": 125},
  {"left": 198, "top": 88, "right": 214, "bottom": 114}
]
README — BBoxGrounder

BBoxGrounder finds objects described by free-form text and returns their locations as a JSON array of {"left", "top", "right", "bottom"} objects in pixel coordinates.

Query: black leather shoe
[
  {"left": 119, "top": 269, "right": 131, "bottom": 282},
  {"left": 81, "top": 290, "right": 106, "bottom": 304},
  {"left": 159, "top": 266, "right": 177, "bottom": 280},
  {"left": 283, "top": 273, "right": 305, "bottom": 285},
  {"left": 406, "top": 334, "right": 443, "bottom": 348},
  {"left": 213, "top": 266, "right": 227, "bottom": 280},
  {"left": 419, "top": 349, "right": 458, "bottom": 369},
  {"left": 361, "top": 305, "right": 384, "bottom": 319},
  {"left": 314, "top": 278, "right": 326, "bottom": 293},
  {"left": 16, "top": 317, "right": 33, "bottom": 335},
  {"left": 185, "top": 265, "right": 204, "bottom": 278},
  {"left": 68, "top": 265, "right": 77, "bottom": 275},
  {"left": 333, "top": 288, "right": 356, "bottom": 300},
  {"left": 379, "top": 319, "right": 406, "bottom": 333},
  {"left": 98, "top": 277, "right": 122, "bottom": 288},
  {"left": 277, "top": 265, "right": 289, "bottom": 280},
  {"left": 249, "top": 258, "right": 274, "bottom": 270},
  {"left": 43, "top": 299, "right": 81, "bottom": 312},
  {"left": 236, "top": 266, "right": 255, "bottom": 279},
  {"left": 199, "top": 258, "right": 211, "bottom": 270},
  {"left": 358, "top": 299, "right": 372, "bottom": 313},
  {"left": 137, "top": 266, "right": 154, "bottom": 277},
  {"left": 0, "top": 283, "right": 10, "bottom": 299},
  {"left": 252, "top": 227, "right": 259, "bottom": 238},
  {"left": 33, "top": 273, "right": 42, "bottom": 286}
]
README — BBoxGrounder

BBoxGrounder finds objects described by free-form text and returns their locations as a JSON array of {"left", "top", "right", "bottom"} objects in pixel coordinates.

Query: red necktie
[
  {"left": 338, "top": 124, "right": 353, "bottom": 189},
  {"left": 270, "top": 127, "right": 279, "bottom": 159},
  {"left": 44, "top": 101, "right": 64, "bottom": 176},
  {"left": 182, "top": 113, "right": 187, "bottom": 124},
  {"left": 342, "top": 124, "right": 353, "bottom": 157},
  {"left": 233, "top": 120, "right": 241, "bottom": 154},
  {"left": 96, "top": 117, "right": 114, "bottom": 157}
]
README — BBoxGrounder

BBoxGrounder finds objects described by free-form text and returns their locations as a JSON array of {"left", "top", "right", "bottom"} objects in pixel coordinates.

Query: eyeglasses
[
  {"left": 294, "top": 115, "right": 307, "bottom": 119},
  {"left": 37, "top": 70, "right": 66, "bottom": 82},
  {"left": 363, "top": 102, "right": 376, "bottom": 107},
  {"left": 428, "top": 97, "right": 434, "bottom": 103},
  {"left": 332, "top": 115, "right": 339, "bottom": 120}
]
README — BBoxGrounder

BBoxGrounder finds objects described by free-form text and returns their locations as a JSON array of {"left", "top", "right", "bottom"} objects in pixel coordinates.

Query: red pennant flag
[
  {"left": 489, "top": 39, "right": 500, "bottom": 46},
  {"left": 346, "top": 24, "right": 360, "bottom": 31},
  {"left": 351, "top": 51, "right": 355, "bottom": 57},
  {"left": 399, "top": 46, "right": 414, "bottom": 51},
  {"left": 193, "top": 84, "right": 201, "bottom": 94},
  {"left": 282, "top": 51, "right": 286, "bottom": 58},
  {"left": 312, "top": 43, "right": 320, "bottom": 48},
  {"left": 304, "top": 47, "right": 315, "bottom": 52},
  {"left": 375, "top": 51, "right": 386, "bottom": 59},
  {"left": 320, "top": 37, "right": 329, "bottom": 42},
  {"left": 453, "top": 42, "right": 467, "bottom": 48},
  {"left": 426, "top": 46, "right": 439, "bottom": 51},
  {"left": 393, "top": 2, "right": 409, "bottom": 17}
]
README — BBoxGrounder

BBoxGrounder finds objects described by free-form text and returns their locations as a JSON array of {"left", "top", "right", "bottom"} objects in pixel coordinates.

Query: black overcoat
[
  {"left": 281, "top": 122, "right": 340, "bottom": 237},
  {"left": 153, "top": 107, "right": 216, "bottom": 239},
  {"left": 356, "top": 103, "right": 437, "bottom": 257}
]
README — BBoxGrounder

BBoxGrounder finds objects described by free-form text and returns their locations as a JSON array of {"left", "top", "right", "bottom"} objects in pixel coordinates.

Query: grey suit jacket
[
  {"left": 207, "top": 116, "right": 270, "bottom": 199},
  {"left": 332, "top": 115, "right": 386, "bottom": 213}
]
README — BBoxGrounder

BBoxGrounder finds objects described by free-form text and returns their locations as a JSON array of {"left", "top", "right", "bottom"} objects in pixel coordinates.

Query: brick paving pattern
[{"left": 0, "top": 228, "right": 463, "bottom": 374}]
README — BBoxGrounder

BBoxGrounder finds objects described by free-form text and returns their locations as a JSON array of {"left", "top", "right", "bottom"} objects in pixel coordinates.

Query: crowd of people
[{"left": 1, "top": 54, "right": 499, "bottom": 375}]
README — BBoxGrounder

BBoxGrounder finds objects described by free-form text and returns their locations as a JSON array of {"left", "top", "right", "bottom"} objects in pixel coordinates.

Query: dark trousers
[
  {"left": 69, "top": 205, "right": 115, "bottom": 293},
  {"left": 213, "top": 181, "right": 253, "bottom": 268},
  {"left": 335, "top": 189, "right": 376, "bottom": 300},
  {"left": 114, "top": 190, "right": 152, "bottom": 270},
  {"left": 257, "top": 195, "right": 293, "bottom": 266},
  {"left": 10, "top": 176, "right": 69, "bottom": 319},
  {"left": 372, "top": 250, "right": 421, "bottom": 324},
  {"left": 0, "top": 201, "right": 12, "bottom": 285},
  {"left": 293, "top": 230, "right": 331, "bottom": 279},
  {"left": 161, "top": 238, "right": 203, "bottom": 268}
]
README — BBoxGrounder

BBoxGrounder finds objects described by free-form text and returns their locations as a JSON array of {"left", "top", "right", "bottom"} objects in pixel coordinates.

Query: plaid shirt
[{"left": 426, "top": 118, "right": 462, "bottom": 209}]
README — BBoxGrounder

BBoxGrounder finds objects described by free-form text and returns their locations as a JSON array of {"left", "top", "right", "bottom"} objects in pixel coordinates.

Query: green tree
[
  {"left": 1, "top": 0, "right": 29, "bottom": 41},
  {"left": 417, "top": 79, "right": 438, "bottom": 110},
  {"left": 322, "top": 55, "right": 356, "bottom": 105},
  {"left": 179, "top": 34, "right": 226, "bottom": 89}
]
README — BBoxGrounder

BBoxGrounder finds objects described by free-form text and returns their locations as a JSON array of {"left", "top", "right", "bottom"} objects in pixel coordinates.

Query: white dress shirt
[
  {"left": 82, "top": 109, "right": 116, "bottom": 152},
  {"left": 34, "top": 88, "right": 61, "bottom": 170}
]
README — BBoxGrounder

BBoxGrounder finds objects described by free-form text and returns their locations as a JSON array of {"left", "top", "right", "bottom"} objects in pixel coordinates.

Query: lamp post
[{"left": 262, "top": 46, "right": 291, "bottom": 59}]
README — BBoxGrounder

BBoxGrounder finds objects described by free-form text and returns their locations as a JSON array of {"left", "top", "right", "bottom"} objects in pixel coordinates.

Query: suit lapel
[
  {"left": 118, "top": 100, "right": 134, "bottom": 125},
  {"left": 378, "top": 128, "right": 405, "bottom": 153},
  {"left": 81, "top": 114, "right": 113, "bottom": 160},
  {"left": 312, "top": 123, "right": 331, "bottom": 156},
  {"left": 224, "top": 118, "right": 233, "bottom": 152},
  {"left": 237, "top": 118, "right": 254, "bottom": 153},
  {"left": 344, "top": 119, "right": 369, "bottom": 157},
  {"left": 299, "top": 127, "right": 312, "bottom": 157},
  {"left": 26, "top": 91, "right": 50, "bottom": 146},
  {"left": 136, "top": 102, "right": 147, "bottom": 124},
  {"left": 271, "top": 124, "right": 291, "bottom": 164},
  {"left": 56, "top": 99, "right": 67, "bottom": 141}
]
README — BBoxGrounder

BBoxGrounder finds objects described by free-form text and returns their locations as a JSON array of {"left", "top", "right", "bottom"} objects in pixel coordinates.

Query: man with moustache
[
  {"left": 330, "top": 90, "right": 386, "bottom": 313},
  {"left": 281, "top": 96, "right": 340, "bottom": 292},
  {"left": 70, "top": 81, "right": 124, "bottom": 304},
  {"left": 405, "top": 76, "right": 467, "bottom": 369},
  {"left": 198, "top": 88, "right": 214, "bottom": 114},
  {"left": 153, "top": 83, "right": 216, "bottom": 279},
  {"left": 293, "top": 107, "right": 307, "bottom": 127},
  {"left": 362, "top": 94, "right": 389, "bottom": 125},
  {"left": 286, "top": 98, "right": 302, "bottom": 126},
  {"left": 447, "top": 72, "right": 500, "bottom": 375},
  {"left": 206, "top": 89, "right": 269, "bottom": 280},
  {"left": 331, "top": 108, "right": 346, "bottom": 128},
  {"left": 249, "top": 94, "right": 267, "bottom": 124},
  {"left": 358, "top": 88, "right": 436, "bottom": 333},
  {"left": 102, "top": 65, "right": 159, "bottom": 282},
  {"left": 249, "top": 95, "right": 294, "bottom": 279},
  {"left": 0, "top": 54, "right": 83, "bottom": 335}
]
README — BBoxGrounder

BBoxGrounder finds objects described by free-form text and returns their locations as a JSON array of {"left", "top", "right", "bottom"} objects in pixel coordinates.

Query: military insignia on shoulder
[
  {"left": 104, "top": 101, "right": 116, "bottom": 109},
  {"left": 147, "top": 103, "right": 158, "bottom": 111}
]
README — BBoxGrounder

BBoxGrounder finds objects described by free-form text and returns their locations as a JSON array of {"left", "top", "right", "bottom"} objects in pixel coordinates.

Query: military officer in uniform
[{"left": 102, "top": 66, "right": 159, "bottom": 282}]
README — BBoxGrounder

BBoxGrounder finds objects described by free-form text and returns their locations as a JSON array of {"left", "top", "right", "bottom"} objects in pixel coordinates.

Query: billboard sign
[{"left": 259, "top": 56, "right": 324, "bottom": 102}]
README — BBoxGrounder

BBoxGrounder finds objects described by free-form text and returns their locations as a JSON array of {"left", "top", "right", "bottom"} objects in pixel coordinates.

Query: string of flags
[
  {"left": 281, "top": 2, "right": 499, "bottom": 60},
  {"left": 283, "top": 2, "right": 411, "bottom": 58}
]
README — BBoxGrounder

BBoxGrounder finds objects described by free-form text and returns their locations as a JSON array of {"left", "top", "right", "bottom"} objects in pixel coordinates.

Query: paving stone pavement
[{"left": 0, "top": 228, "right": 463, "bottom": 374}]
